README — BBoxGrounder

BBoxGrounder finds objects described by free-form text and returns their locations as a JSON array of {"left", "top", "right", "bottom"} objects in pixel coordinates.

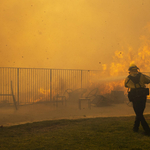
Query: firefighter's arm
[
  {"left": 124, "top": 78, "right": 130, "bottom": 88},
  {"left": 143, "top": 74, "right": 150, "bottom": 84}
]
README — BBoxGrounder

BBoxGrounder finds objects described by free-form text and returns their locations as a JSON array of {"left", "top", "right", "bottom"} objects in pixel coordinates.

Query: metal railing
[
  {"left": 1, "top": 67, "right": 150, "bottom": 105},
  {"left": 0, "top": 67, "right": 102, "bottom": 105}
]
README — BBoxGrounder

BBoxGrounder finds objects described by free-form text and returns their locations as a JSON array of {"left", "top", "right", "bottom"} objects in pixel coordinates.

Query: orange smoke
[
  {"left": 93, "top": 34, "right": 150, "bottom": 94},
  {"left": 101, "top": 39, "right": 150, "bottom": 77},
  {"left": 31, "top": 33, "right": 150, "bottom": 101}
]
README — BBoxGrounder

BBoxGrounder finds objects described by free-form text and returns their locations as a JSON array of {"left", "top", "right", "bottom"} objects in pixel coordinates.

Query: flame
[
  {"left": 102, "top": 64, "right": 107, "bottom": 71},
  {"left": 39, "top": 88, "right": 50, "bottom": 95},
  {"left": 109, "top": 37, "right": 150, "bottom": 75},
  {"left": 29, "top": 35, "right": 150, "bottom": 102},
  {"left": 97, "top": 31, "right": 150, "bottom": 95},
  {"left": 88, "top": 76, "right": 126, "bottom": 95},
  {"left": 29, "top": 88, "right": 55, "bottom": 103},
  {"left": 99, "top": 80, "right": 125, "bottom": 95}
]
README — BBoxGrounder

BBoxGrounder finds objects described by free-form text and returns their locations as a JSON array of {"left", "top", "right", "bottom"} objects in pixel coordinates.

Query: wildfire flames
[
  {"left": 99, "top": 80, "right": 125, "bottom": 95},
  {"left": 31, "top": 34, "right": 150, "bottom": 103},
  {"left": 99, "top": 34, "right": 150, "bottom": 95},
  {"left": 103, "top": 35, "right": 150, "bottom": 75}
]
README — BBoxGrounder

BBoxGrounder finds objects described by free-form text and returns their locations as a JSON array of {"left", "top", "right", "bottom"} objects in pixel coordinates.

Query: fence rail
[
  {"left": 0, "top": 67, "right": 102, "bottom": 105},
  {"left": 1, "top": 67, "right": 150, "bottom": 105}
]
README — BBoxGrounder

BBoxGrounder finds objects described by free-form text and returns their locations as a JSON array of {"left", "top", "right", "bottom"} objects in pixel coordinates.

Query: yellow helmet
[{"left": 128, "top": 64, "right": 139, "bottom": 71}]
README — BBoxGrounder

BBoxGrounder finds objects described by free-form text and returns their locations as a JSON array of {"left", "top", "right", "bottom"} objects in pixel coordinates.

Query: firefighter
[{"left": 125, "top": 64, "right": 150, "bottom": 135}]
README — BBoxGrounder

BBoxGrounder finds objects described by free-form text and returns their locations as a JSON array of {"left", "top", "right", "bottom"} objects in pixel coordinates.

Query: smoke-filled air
[
  {"left": 1, "top": 0, "right": 150, "bottom": 72},
  {"left": 1, "top": 0, "right": 150, "bottom": 126}
]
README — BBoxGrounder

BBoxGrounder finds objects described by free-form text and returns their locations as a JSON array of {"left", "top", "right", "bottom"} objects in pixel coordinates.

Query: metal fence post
[
  {"left": 17, "top": 68, "right": 19, "bottom": 105},
  {"left": 50, "top": 69, "right": 52, "bottom": 101},
  {"left": 81, "top": 70, "right": 82, "bottom": 89}
]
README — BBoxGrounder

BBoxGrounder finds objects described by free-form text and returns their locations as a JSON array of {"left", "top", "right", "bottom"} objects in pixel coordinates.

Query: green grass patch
[{"left": 1, "top": 115, "right": 150, "bottom": 150}]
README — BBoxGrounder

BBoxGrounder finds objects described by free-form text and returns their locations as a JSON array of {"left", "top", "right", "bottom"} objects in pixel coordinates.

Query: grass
[{"left": 1, "top": 115, "right": 150, "bottom": 150}]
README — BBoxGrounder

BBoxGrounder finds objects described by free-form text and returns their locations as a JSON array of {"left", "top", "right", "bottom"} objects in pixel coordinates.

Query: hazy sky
[{"left": 1, "top": 0, "right": 150, "bottom": 70}]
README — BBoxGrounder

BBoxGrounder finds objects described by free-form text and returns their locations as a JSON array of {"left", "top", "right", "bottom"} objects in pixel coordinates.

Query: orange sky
[{"left": 1, "top": 0, "right": 150, "bottom": 70}]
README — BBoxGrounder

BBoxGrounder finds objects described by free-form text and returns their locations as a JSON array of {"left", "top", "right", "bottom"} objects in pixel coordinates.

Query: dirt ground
[{"left": 1, "top": 101, "right": 150, "bottom": 127}]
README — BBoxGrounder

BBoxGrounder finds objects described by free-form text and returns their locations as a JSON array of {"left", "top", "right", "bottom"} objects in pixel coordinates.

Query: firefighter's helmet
[{"left": 128, "top": 64, "right": 139, "bottom": 71}]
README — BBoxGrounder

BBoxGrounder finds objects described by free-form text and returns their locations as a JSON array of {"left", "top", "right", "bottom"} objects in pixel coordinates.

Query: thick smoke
[
  {"left": 1, "top": 0, "right": 150, "bottom": 126},
  {"left": 1, "top": 0, "right": 150, "bottom": 70}
]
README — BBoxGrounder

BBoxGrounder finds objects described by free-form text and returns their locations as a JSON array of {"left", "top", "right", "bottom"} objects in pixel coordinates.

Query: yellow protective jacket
[{"left": 125, "top": 72, "right": 150, "bottom": 89}]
